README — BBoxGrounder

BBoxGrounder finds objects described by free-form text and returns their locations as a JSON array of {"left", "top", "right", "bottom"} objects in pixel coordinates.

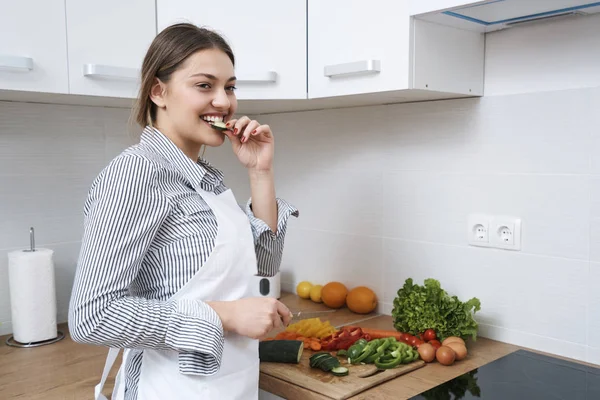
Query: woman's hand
[
  {"left": 224, "top": 116, "right": 274, "bottom": 171},
  {"left": 207, "top": 297, "right": 293, "bottom": 339}
]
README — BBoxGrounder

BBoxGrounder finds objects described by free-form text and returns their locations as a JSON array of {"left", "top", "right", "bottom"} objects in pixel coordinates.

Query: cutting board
[{"left": 260, "top": 349, "right": 426, "bottom": 400}]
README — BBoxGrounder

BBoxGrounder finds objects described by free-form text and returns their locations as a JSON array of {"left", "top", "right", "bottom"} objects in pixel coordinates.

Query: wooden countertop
[{"left": 0, "top": 292, "right": 589, "bottom": 400}]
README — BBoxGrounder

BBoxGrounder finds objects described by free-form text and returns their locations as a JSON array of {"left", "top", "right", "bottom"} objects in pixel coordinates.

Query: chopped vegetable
[
  {"left": 331, "top": 366, "right": 349, "bottom": 376},
  {"left": 392, "top": 278, "right": 481, "bottom": 341},
  {"left": 348, "top": 337, "right": 420, "bottom": 368},
  {"left": 309, "top": 352, "right": 347, "bottom": 376},
  {"left": 286, "top": 318, "right": 337, "bottom": 339},
  {"left": 320, "top": 327, "right": 371, "bottom": 351},
  {"left": 338, "top": 326, "right": 402, "bottom": 341},
  {"left": 210, "top": 121, "right": 228, "bottom": 131}
]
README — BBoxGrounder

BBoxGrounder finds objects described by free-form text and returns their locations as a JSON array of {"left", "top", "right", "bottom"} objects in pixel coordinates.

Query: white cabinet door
[
  {"left": 66, "top": 0, "right": 156, "bottom": 98},
  {"left": 0, "top": 0, "right": 68, "bottom": 94},
  {"left": 157, "top": 0, "right": 306, "bottom": 100},
  {"left": 308, "top": 0, "right": 411, "bottom": 99}
]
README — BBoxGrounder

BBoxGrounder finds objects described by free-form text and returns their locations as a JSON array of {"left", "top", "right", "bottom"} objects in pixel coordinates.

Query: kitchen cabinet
[
  {"left": 308, "top": 0, "right": 484, "bottom": 100},
  {"left": 65, "top": 0, "right": 156, "bottom": 98},
  {"left": 411, "top": 1, "right": 600, "bottom": 33},
  {"left": 409, "top": 0, "right": 479, "bottom": 16},
  {"left": 0, "top": 0, "right": 68, "bottom": 94},
  {"left": 157, "top": 0, "right": 307, "bottom": 100}
]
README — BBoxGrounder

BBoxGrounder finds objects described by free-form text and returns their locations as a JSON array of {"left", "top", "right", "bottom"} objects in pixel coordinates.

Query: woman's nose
[{"left": 212, "top": 90, "right": 231, "bottom": 109}]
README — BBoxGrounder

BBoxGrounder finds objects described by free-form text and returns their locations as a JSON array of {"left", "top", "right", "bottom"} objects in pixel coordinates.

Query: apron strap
[{"left": 94, "top": 347, "right": 121, "bottom": 400}]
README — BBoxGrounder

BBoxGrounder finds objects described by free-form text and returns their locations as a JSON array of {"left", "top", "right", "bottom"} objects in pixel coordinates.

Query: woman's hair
[{"left": 133, "top": 23, "right": 235, "bottom": 128}]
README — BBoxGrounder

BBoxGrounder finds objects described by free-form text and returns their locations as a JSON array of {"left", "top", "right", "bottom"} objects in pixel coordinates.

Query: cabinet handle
[
  {"left": 236, "top": 71, "right": 277, "bottom": 83},
  {"left": 83, "top": 64, "right": 139, "bottom": 81},
  {"left": 324, "top": 60, "right": 381, "bottom": 78},
  {"left": 0, "top": 55, "right": 34, "bottom": 71}
]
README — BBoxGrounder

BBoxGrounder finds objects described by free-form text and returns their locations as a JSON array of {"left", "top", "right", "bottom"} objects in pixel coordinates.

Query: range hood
[{"left": 412, "top": 0, "right": 600, "bottom": 32}]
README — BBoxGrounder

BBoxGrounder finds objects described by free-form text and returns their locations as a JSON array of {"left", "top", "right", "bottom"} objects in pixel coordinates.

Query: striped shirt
[{"left": 68, "top": 126, "right": 298, "bottom": 400}]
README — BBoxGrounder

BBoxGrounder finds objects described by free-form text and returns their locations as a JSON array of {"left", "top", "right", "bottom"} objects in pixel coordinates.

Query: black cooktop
[{"left": 409, "top": 349, "right": 600, "bottom": 400}]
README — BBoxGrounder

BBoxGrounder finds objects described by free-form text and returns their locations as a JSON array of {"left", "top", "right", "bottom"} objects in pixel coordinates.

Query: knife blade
[{"left": 289, "top": 309, "right": 336, "bottom": 320}]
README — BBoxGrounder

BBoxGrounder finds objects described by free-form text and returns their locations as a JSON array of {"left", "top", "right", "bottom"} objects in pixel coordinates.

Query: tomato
[
  {"left": 413, "top": 338, "right": 425, "bottom": 347},
  {"left": 401, "top": 334, "right": 414, "bottom": 344},
  {"left": 428, "top": 339, "right": 441, "bottom": 349},
  {"left": 423, "top": 329, "right": 437, "bottom": 341}
]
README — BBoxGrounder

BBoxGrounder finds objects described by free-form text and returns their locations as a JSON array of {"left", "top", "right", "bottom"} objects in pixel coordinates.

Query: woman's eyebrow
[{"left": 189, "top": 72, "right": 237, "bottom": 82}]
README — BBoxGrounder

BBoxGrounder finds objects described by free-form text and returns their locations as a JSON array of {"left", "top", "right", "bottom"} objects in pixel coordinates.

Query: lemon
[
  {"left": 296, "top": 281, "right": 313, "bottom": 299},
  {"left": 309, "top": 285, "right": 323, "bottom": 303}
]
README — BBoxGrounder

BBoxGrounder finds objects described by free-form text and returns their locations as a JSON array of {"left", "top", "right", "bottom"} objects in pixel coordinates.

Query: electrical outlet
[
  {"left": 467, "top": 214, "right": 490, "bottom": 247},
  {"left": 490, "top": 216, "right": 521, "bottom": 250}
]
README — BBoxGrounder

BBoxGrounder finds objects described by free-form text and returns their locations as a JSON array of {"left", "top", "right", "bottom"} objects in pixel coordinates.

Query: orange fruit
[
  {"left": 296, "top": 281, "right": 313, "bottom": 299},
  {"left": 346, "top": 286, "right": 377, "bottom": 314},
  {"left": 321, "top": 282, "right": 348, "bottom": 309}
]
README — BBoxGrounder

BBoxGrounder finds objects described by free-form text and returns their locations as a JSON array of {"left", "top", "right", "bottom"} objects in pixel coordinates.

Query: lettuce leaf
[{"left": 391, "top": 278, "right": 481, "bottom": 341}]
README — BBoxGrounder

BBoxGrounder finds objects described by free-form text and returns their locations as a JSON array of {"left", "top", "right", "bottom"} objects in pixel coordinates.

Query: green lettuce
[{"left": 391, "top": 278, "right": 481, "bottom": 341}]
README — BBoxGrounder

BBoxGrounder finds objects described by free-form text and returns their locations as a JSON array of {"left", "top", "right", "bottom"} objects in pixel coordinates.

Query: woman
[{"left": 68, "top": 23, "right": 298, "bottom": 400}]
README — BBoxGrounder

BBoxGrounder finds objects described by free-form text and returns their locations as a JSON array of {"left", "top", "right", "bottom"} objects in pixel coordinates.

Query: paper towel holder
[
  {"left": 23, "top": 226, "right": 36, "bottom": 252},
  {"left": 5, "top": 226, "right": 65, "bottom": 348}
]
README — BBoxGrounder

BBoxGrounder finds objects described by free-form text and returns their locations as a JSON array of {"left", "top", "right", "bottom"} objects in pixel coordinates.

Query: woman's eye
[
  {"left": 196, "top": 83, "right": 211, "bottom": 89},
  {"left": 226, "top": 86, "right": 237, "bottom": 92}
]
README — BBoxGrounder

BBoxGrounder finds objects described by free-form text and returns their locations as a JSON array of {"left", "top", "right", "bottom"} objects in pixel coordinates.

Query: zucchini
[
  {"left": 259, "top": 340, "right": 303, "bottom": 364},
  {"left": 331, "top": 366, "right": 349, "bottom": 376}
]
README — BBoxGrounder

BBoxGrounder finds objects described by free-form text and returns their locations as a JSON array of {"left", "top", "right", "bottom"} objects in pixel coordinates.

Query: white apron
[{"left": 95, "top": 187, "right": 260, "bottom": 400}]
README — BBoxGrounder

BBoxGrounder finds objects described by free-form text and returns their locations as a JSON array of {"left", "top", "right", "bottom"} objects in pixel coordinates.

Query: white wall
[
  {"left": 1, "top": 11, "right": 599, "bottom": 368},
  {"left": 0, "top": 104, "right": 137, "bottom": 335}
]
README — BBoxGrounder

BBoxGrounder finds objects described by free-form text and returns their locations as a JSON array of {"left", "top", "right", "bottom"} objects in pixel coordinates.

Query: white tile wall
[{"left": 0, "top": 102, "right": 138, "bottom": 335}]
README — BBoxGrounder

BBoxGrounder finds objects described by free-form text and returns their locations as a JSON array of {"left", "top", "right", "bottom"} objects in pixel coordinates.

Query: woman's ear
[{"left": 149, "top": 78, "right": 167, "bottom": 109}]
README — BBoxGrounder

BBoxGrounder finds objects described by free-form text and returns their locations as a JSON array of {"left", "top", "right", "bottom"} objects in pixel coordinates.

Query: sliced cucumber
[
  {"left": 210, "top": 121, "right": 228, "bottom": 131},
  {"left": 319, "top": 358, "right": 340, "bottom": 372},
  {"left": 331, "top": 366, "right": 349, "bottom": 376},
  {"left": 310, "top": 353, "right": 331, "bottom": 368}
]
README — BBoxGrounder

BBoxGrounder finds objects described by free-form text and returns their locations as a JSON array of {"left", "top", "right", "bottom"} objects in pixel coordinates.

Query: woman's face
[{"left": 152, "top": 48, "right": 238, "bottom": 157}]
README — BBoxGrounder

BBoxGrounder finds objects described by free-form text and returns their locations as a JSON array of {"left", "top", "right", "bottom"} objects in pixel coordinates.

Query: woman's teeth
[{"left": 201, "top": 115, "right": 224, "bottom": 123}]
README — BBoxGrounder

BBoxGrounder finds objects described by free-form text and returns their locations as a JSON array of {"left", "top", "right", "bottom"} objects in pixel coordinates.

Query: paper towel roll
[{"left": 7, "top": 248, "right": 58, "bottom": 343}]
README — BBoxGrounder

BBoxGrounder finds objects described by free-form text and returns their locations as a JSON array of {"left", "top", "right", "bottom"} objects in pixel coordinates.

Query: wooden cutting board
[{"left": 260, "top": 349, "right": 426, "bottom": 400}]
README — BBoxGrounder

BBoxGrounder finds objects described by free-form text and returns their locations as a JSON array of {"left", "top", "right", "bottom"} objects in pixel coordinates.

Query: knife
[{"left": 289, "top": 309, "right": 336, "bottom": 320}]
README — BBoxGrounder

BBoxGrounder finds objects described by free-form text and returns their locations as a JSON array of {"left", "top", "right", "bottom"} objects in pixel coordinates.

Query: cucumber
[
  {"left": 319, "top": 358, "right": 340, "bottom": 372},
  {"left": 310, "top": 353, "right": 331, "bottom": 368},
  {"left": 210, "top": 121, "right": 228, "bottom": 131},
  {"left": 331, "top": 367, "right": 349, "bottom": 376},
  {"left": 259, "top": 340, "right": 303, "bottom": 364}
]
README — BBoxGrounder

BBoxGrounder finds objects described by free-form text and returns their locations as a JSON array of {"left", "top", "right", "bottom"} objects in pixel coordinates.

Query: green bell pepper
[{"left": 374, "top": 349, "right": 403, "bottom": 369}]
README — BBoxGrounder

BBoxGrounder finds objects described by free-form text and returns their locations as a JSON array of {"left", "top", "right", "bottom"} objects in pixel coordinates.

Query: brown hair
[{"left": 133, "top": 23, "right": 235, "bottom": 128}]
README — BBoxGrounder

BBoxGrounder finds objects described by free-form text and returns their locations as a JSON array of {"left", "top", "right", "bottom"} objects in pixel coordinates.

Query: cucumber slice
[
  {"left": 331, "top": 366, "right": 349, "bottom": 376},
  {"left": 319, "top": 358, "right": 340, "bottom": 372},
  {"left": 210, "top": 121, "right": 228, "bottom": 131},
  {"left": 259, "top": 340, "right": 303, "bottom": 364},
  {"left": 316, "top": 355, "right": 337, "bottom": 369},
  {"left": 310, "top": 354, "right": 331, "bottom": 368}
]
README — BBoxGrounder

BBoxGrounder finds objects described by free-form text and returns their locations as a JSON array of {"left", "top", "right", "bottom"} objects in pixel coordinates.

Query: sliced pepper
[
  {"left": 352, "top": 340, "right": 379, "bottom": 364},
  {"left": 347, "top": 341, "right": 367, "bottom": 360},
  {"left": 374, "top": 349, "right": 403, "bottom": 369}
]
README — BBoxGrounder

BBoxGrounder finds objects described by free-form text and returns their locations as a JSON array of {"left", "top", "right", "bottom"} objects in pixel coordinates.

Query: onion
[
  {"left": 417, "top": 343, "right": 436, "bottom": 363},
  {"left": 436, "top": 346, "right": 456, "bottom": 366},
  {"left": 446, "top": 342, "right": 468, "bottom": 361}
]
